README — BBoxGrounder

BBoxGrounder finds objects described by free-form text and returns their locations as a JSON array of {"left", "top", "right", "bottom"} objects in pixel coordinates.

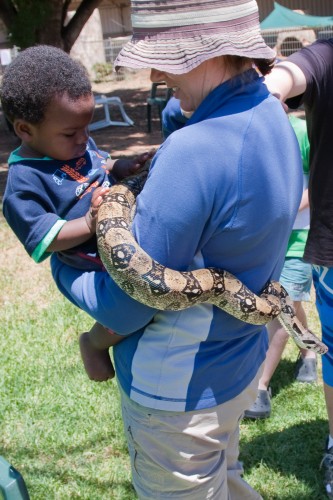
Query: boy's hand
[
  {"left": 111, "top": 149, "right": 155, "bottom": 180},
  {"left": 85, "top": 186, "right": 110, "bottom": 232}
]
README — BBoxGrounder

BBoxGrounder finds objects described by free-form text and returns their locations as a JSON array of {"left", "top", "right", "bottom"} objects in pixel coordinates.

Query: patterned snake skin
[{"left": 97, "top": 170, "right": 327, "bottom": 355}]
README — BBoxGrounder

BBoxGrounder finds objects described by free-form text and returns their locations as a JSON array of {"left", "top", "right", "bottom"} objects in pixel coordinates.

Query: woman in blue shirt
[{"left": 52, "top": 0, "right": 303, "bottom": 497}]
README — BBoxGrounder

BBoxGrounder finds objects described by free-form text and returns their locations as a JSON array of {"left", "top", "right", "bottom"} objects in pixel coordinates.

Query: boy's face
[{"left": 21, "top": 92, "right": 95, "bottom": 161}]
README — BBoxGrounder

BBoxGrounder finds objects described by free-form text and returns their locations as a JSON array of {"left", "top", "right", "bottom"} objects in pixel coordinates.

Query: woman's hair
[
  {"left": 224, "top": 54, "right": 275, "bottom": 76},
  {"left": 0, "top": 45, "right": 92, "bottom": 124},
  {"left": 253, "top": 58, "right": 275, "bottom": 76}
]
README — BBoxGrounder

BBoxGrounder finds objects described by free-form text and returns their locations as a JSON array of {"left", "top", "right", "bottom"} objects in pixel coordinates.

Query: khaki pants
[{"left": 119, "top": 369, "right": 263, "bottom": 500}]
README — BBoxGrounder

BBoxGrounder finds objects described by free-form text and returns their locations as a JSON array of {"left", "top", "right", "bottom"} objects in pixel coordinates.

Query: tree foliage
[{"left": 0, "top": 0, "right": 104, "bottom": 52}]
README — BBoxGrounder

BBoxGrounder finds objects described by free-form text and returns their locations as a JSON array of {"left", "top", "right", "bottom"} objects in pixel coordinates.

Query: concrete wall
[{"left": 69, "top": 8, "right": 106, "bottom": 79}]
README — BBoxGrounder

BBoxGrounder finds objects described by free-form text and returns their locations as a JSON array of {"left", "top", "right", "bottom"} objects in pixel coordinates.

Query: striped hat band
[{"left": 115, "top": 0, "right": 275, "bottom": 74}]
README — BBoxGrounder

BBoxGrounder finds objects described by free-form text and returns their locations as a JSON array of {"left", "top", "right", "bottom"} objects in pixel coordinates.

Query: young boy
[{"left": 1, "top": 45, "right": 152, "bottom": 382}]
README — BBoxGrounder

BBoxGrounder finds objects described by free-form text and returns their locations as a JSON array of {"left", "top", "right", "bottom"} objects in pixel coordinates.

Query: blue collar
[{"left": 187, "top": 69, "right": 266, "bottom": 126}]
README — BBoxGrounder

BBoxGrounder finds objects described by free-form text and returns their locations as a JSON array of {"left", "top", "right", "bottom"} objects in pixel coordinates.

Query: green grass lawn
[{"left": 0, "top": 214, "right": 329, "bottom": 499}]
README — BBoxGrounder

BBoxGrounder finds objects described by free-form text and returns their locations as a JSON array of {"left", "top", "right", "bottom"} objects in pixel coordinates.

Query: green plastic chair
[
  {"left": 0, "top": 457, "right": 30, "bottom": 500},
  {"left": 147, "top": 82, "right": 173, "bottom": 133}
]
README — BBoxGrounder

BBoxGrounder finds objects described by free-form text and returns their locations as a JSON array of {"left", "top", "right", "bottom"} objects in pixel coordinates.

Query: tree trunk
[
  {"left": 62, "top": 0, "right": 104, "bottom": 53},
  {"left": 36, "top": 0, "right": 64, "bottom": 49},
  {"left": 0, "top": 0, "right": 104, "bottom": 53},
  {"left": 0, "top": 0, "right": 17, "bottom": 30}
]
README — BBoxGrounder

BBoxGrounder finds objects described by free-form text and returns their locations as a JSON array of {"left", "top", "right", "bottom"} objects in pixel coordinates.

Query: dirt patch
[{"left": 0, "top": 69, "right": 164, "bottom": 202}]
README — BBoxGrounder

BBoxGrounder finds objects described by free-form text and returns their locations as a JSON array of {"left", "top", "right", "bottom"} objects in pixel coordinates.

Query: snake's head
[{"left": 121, "top": 168, "right": 149, "bottom": 197}]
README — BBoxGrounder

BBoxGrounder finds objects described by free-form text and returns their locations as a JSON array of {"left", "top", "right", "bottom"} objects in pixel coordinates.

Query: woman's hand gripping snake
[{"left": 97, "top": 170, "right": 327, "bottom": 356}]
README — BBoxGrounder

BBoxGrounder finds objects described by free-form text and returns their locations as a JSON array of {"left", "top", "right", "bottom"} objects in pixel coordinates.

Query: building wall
[
  {"left": 85, "top": 1, "right": 333, "bottom": 34},
  {"left": 99, "top": 2, "right": 131, "bottom": 37},
  {"left": 70, "top": 0, "right": 131, "bottom": 37},
  {"left": 69, "top": 8, "right": 106, "bottom": 77},
  {"left": 0, "top": 1, "right": 332, "bottom": 49}
]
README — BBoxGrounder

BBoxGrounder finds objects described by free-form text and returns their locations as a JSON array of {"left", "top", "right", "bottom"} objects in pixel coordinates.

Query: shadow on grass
[
  {"left": 268, "top": 353, "right": 321, "bottom": 400},
  {"left": 270, "top": 357, "right": 299, "bottom": 396},
  {"left": 241, "top": 418, "right": 327, "bottom": 499}
]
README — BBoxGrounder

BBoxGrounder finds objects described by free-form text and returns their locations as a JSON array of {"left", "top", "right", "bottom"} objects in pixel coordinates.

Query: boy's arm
[
  {"left": 110, "top": 150, "right": 155, "bottom": 180},
  {"left": 48, "top": 149, "right": 155, "bottom": 253},
  {"left": 46, "top": 186, "right": 109, "bottom": 252},
  {"left": 46, "top": 217, "right": 94, "bottom": 252}
]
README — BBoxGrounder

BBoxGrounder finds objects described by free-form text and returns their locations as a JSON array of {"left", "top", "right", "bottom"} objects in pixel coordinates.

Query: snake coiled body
[{"left": 97, "top": 170, "right": 327, "bottom": 355}]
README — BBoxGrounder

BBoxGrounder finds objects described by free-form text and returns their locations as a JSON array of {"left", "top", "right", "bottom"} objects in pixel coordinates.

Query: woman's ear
[{"left": 13, "top": 120, "right": 34, "bottom": 142}]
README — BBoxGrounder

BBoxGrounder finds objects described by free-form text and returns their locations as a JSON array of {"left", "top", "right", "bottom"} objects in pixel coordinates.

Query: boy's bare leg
[{"left": 79, "top": 322, "right": 123, "bottom": 382}]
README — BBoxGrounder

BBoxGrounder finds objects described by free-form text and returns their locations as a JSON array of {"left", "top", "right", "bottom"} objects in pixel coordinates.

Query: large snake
[{"left": 97, "top": 170, "right": 328, "bottom": 355}]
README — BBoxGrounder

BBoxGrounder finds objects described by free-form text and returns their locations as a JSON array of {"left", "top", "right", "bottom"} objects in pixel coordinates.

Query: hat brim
[{"left": 115, "top": 33, "right": 276, "bottom": 74}]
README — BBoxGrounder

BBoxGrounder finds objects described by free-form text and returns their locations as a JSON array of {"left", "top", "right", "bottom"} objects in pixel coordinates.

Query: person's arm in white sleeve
[{"left": 264, "top": 61, "right": 307, "bottom": 101}]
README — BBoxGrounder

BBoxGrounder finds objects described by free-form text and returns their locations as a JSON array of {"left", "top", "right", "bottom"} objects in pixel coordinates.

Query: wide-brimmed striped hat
[{"left": 115, "top": 0, "right": 275, "bottom": 74}]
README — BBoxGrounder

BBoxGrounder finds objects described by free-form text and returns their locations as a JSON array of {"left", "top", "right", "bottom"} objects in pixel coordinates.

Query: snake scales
[{"left": 97, "top": 170, "right": 327, "bottom": 355}]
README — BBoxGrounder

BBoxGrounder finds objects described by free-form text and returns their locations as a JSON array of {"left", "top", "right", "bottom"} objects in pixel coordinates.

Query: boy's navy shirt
[{"left": 3, "top": 138, "right": 112, "bottom": 263}]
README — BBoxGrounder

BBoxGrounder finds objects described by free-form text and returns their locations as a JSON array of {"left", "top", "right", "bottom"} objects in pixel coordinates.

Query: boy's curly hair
[{"left": 0, "top": 45, "right": 92, "bottom": 124}]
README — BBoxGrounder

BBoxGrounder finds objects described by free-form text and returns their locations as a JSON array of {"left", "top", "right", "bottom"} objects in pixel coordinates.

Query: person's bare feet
[{"left": 79, "top": 331, "right": 115, "bottom": 382}]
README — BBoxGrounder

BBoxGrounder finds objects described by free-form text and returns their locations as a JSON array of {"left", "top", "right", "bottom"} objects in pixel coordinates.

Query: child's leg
[{"left": 79, "top": 322, "right": 123, "bottom": 382}]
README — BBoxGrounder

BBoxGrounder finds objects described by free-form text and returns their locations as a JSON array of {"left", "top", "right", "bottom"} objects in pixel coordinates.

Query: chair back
[
  {"left": 149, "top": 82, "right": 173, "bottom": 102},
  {"left": 147, "top": 83, "right": 173, "bottom": 132}
]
